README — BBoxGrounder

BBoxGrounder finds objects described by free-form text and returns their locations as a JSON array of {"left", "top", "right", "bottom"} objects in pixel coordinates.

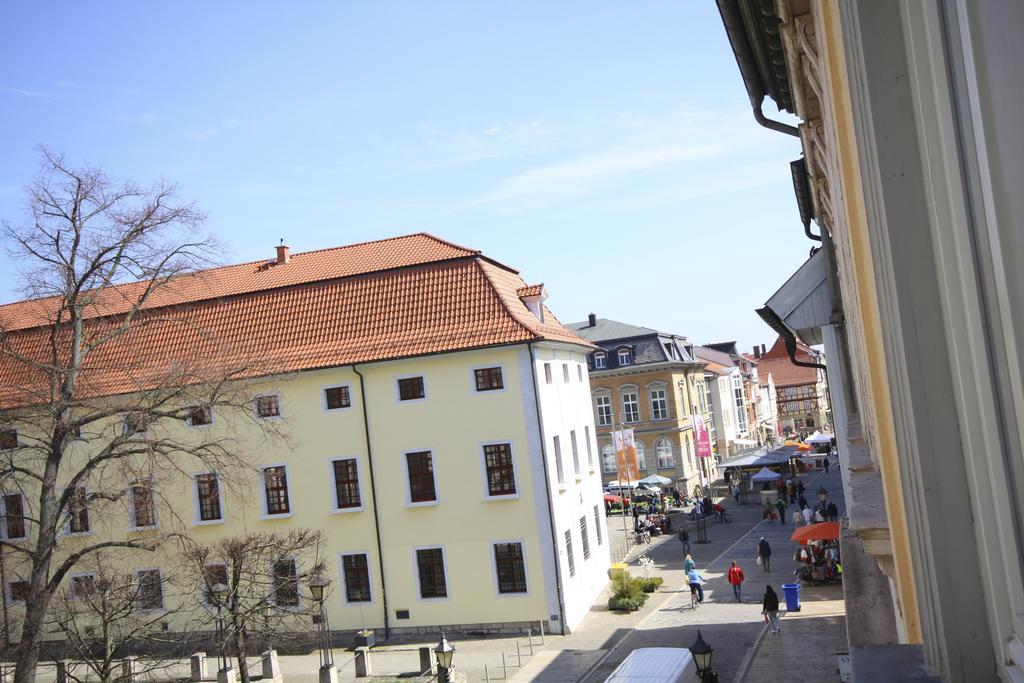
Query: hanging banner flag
[
  {"left": 611, "top": 429, "right": 640, "bottom": 482},
  {"left": 693, "top": 414, "right": 713, "bottom": 458}
]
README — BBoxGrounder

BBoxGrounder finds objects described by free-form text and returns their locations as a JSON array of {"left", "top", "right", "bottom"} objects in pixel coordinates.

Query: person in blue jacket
[{"left": 687, "top": 568, "right": 706, "bottom": 603}]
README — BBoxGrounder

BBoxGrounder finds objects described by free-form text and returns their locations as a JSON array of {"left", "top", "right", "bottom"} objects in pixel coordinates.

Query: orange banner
[{"left": 612, "top": 429, "right": 640, "bottom": 482}]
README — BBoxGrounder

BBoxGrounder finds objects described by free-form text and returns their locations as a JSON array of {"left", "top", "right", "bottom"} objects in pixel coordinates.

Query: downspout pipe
[
  {"left": 527, "top": 342, "right": 568, "bottom": 634},
  {"left": 352, "top": 364, "right": 390, "bottom": 639}
]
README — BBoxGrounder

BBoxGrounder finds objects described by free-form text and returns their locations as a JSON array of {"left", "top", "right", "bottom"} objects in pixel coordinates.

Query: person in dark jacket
[
  {"left": 763, "top": 585, "right": 782, "bottom": 633},
  {"left": 827, "top": 501, "right": 839, "bottom": 522},
  {"left": 758, "top": 537, "right": 772, "bottom": 572}
]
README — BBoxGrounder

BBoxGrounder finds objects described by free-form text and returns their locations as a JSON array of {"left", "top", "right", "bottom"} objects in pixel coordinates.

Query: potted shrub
[
  {"left": 639, "top": 577, "right": 664, "bottom": 593},
  {"left": 608, "top": 575, "right": 649, "bottom": 612},
  {"left": 355, "top": 629, "right": 375, "bottom": 648}
]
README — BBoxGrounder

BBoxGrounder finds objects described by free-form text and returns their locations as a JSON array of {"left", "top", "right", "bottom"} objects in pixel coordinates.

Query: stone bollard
[
  {"left": 261, "top": 650, "right": 283, "bottom": 683},
  {"left": 216, "top": 666, "right": 238, "bottom": 683},
  {"left": 319, "top": 664, "right": 339, "bottom": 683},
  {"left": 419, "top": 646, "right": 434, "bottom": 675},
  {"left": 56, "top": 661, "right": 71, "bottom": 683},
  {"left": 354, "top": 646, "right": 372, "bottom": 678},
  {"left": 118, "top": 656, "right": 139, "bottom": 682},
  {"left": 190, "top": 653, "right": 209, "bottom": 682}
]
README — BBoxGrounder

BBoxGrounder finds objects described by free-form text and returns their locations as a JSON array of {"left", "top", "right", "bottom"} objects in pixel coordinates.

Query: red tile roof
[
  {"left": 0, "top": 234, "right": 592, "bottom": 408},
  {"left": 516, "top": 284, "right": 545, "bottom": 298}
]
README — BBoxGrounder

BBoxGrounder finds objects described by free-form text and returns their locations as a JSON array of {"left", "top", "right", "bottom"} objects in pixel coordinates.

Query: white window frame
[
  {"left": 553, "top": 435, "right": 565, "bottom": 486},
  {"left": 395, "top": 374, "right": 428, "bottom": 404},
  {"left": 562, "top": 364, "right": 570, "bottom": 383},
  {"left": 403, "top": 448, "right": 440, "bottom": 508},
  {"left": 577, "top": 364, "right": 584, "bottom": 382},
  {"left": 259, "top": 463, "right": 294, "bottom": 519},
  {"left": 321, "top": 384, "right": 354, "bottom": 413},
  {"left": 570, "top": 430, "right": 581, "bottom": 478},
  {"left": 594, "top": 353, "right": 607, "bottom": 369},
  {"left": 413, "top": 545, "right": 450, "bottom": 602},
  {"left": 649, "top": 384, "right": 669, "bottom": 421},
  {"left": 1, "top": 492, "right": 28, "bottom": 541},
  {"left": 338, "top": 551, "right": 374, "bottom": 605},
  {"left": 328, "top": 456, "right": 364, "bottom": 513},
  {"left": 128, "top": 478, "right": 158, "bottom": 531},
  {"left": 134, "top": 567, "right": 165, "bottom": 612},
  {"left": 470, "top": 364, "right": 507, "bottom": 394},
  {"left": 186, "top": 405, "right": 214, "bottom": 429},
  {"left": 64, "top": 485, "right": 92, "bottom": 537},
  {"left": 479, "top": 441, "right": 520, "bottom": 501},
  {"left": 489, "top": 539, "right": 530, "bottom": 598},
  {"left": 192, "top": 472, "right": 226, "bottom": 526},
  {"left": 601, "top": 443, "right": 616, "bottom": 473},
  {"left": 543, "top": 363, "right": 553, "bottom": 384},
  {"left": 621, "top": 388, "right": 640, "bottom": 424},
  {"left": 201, "top": 562, "right": 229, "bottom": 607},
  {"left": 584, "top": 426, "right": 594, "bottom": 469},
  {"left": 595, "top": 393, "right": 613, "bottom": 426},
  {"left": 655, "top": 438, "right": 674, "bottom": 470},
  {"left": 617, "top": 348, "right": 631, "bottom": 366},
  {"left": 253, "top": 393, "right": 282, "bottom": 421},
  {"left": 635, "top": 441, "right": 647, "bottom": 471}
]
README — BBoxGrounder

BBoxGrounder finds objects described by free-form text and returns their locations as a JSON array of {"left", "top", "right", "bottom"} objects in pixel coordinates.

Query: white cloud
[{"left": 0, "top": 85, "right": 49, "bottom": 98}]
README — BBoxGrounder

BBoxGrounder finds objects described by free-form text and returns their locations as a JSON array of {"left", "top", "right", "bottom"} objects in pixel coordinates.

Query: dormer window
[
  {"left": 594, "top": 353, "right": 607, "bottom": 369},
  {"left": 617, "top": 348, "right": 632, "bottom": 366},
  {"left": 517, "top": 284, "right": 547, "bottom": 323}
]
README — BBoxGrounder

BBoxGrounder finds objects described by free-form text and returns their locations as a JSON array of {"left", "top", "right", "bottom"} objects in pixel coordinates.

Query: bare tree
[
  {"left": 45, "top": 553, "right": 197, "bottom": 683},
  {"left": 187, "top": 530, "right": 326, "bottom": 683},
  {"left": 0, "top": 149, "right": 279, "bottom": 683}
]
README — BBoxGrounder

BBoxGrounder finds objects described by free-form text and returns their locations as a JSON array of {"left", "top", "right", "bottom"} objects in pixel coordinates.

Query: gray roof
[
  {"left": 566, "top": 317, "right": 697, "bottom": 369},
  {"left": 565, "top": 318, "right": 660, "bottom": 342},
  {"left": 693, "top": 345, "right": 736, "bottom": 368}
]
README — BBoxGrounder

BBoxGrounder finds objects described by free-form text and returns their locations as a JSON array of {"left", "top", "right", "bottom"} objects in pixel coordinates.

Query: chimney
[
  {"left": 753, "top": 346, "right": 761, "bottom": 358},
  {"left": 275, "top": 239, "right": 290, "bottom": 265},
  {"left": 762, "top": 343, "right": 767, "bottom": 356},
  {"left": 588, "top": 313, "right": 597, "bottom": 327}
]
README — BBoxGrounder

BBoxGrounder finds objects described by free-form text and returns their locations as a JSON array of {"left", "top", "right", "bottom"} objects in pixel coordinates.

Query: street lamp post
[
  {"left": 696, "top": 509, "right": 708, "bottom": 544},
  {"left": 690, "top": 629, "right": 719, "bottom": 683},
  {"left": 209, "top": 582, "right": 230, "bottom": 674},
  {"left": 434, "top": 632, "right": 455, "bottom": 683},
  {"left": 307, "top": 574, "right": 336, "bottom": 677}
]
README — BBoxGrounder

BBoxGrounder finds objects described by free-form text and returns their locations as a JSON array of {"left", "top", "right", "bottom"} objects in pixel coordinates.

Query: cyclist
[
  {"left": 713, "top": 501, "right": 730, "bottom": 522},
  {"left": 687, "top": 567, "right": 706, "bottom": 604}
]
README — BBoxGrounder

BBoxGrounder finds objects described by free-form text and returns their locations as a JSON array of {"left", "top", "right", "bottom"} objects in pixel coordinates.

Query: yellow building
[
  {"left": 0, "top": 233, "right": 610, "bottom": 647},
  {"left": 566, "top": 316, "right": 714, "bottom": 495},
  {"left": 718, "top": 1, "right": 1024, "bottom": 680}
]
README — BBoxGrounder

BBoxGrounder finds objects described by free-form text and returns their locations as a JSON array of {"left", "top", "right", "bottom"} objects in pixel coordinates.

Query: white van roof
[{"left": 604, "top": 647, "right": 696, "bottom": 682}]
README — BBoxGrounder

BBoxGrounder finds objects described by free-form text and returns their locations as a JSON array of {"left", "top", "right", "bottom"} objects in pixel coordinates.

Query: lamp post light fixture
[
  {"left": 434, "top": 632, "right": 455, "bottom": 683},
  {"left": 307, "top": 574, "right": 335, "bottom": 671},
  {"left": 690, "top": 629, "right": 719, "bottom": 683},
  {"left": 209, "top": 582, "right": 230, "bottom": 674}
]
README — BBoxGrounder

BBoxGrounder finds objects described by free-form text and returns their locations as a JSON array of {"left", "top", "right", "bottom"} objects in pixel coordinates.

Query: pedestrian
[
  {"left": 727, "top": 561, "right": 745, "bottom": 602},
  {"left": 678, "top": 529, "right": 691, "bottom": 557},
  {"left": 802, "top": 505, "right": 813, "bottom": 526},
  {"left": 687, "top": 567, "right": 706, "bottom": 603},
  {"left": 684, "top": 553, "right": 695, "bottom": 573},
  {"left": 775, "top": 498, "right": 787, "bottom": 525},
  {"left": 762, "top": 585, "right": 782, "bottom": 633},
  {"left": 757, "top": 536, "right": 772, "bottom": 572},
  {"left": 824, "top": 458, "right": 831, "bottom": 473},
  {"left": 732, "top": 483, "right": 740, "bottom": 504},
  {"left": 827, "top": 501, "right": 839, "bottom": 522},
  {"left": 797, "top": 479, "right": 805, "bottom": 496}
]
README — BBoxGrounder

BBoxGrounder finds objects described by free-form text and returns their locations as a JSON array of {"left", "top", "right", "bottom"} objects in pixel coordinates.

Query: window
[
  {"left": 324, "top": 386, "right": 351, "bottom": 410},
  {"left": 562, "top": 364, "right": 570, "bottom": 383},
  {"left": 130, "top": 480, "right": 156, "bottom": 528},
  {"left": 733, "top": 375, "right": 747, "bottom": 432},
  {"left": 122, "top": 411, "right": 148, "bottom": 435},
  {"left": 564, "top": 530, "right": 575, "bottom": 577},
  {"left": 585, "top": 426, "right": 594, "bottom": 467},
  {"left": 544, "top": 363, "right": 553, "bottom": 384},
  {"left": 341, "top": 553, "right": 371, "bottom": 603},
  {"left": 593, "top": 505, "right": 603, "bottom": 546},
  {"left": 398, "top": 377, "right": 426, "bottom": 401},
  {"left": 406, "top": 451, "right": 437, "bottom": 503},
  {"left": 602, "top": 444, "right": 616, "bottom": 473},
  {"left": 202, "top": 564, "right": 229, "bottom": 605},
  {"left": 570, "top": 430, "right": 580, "bottom": 475},
  {"left": 0, "top": 430, "right": 16, "bottom": 450},
  {"left": 7, "top": 580, "right": 28, "bottom": 604},
  {"left": 255, "top": 395, "right": 280, "bottom": 418},
  {"left": 3, "top": 494, "right": 25, "bottom": 540},
  {"left": 594, "top": 353, "right": 607, "bottom": 369},
  {"left": 704, "top": 382, "right": 713, "bottom": 414},
  {"left": 807, "top": 418, "right": 816, "bottom": 428},
  {"left": 493, "top": 542, "right": 527, "bottom": 594},
  {"left": 483, "top": 443, "right": 516, "bottom": 497},
  {"left": 617, "top": 348, "right": 631, "bottom": 366},
  {"left": 71, "top": 574, "right": 96, "bottom": 599},
  {"left": 580, "top": 516, "right": 591, "bottom": 560},
  {"left": 596, "top": 395, "right": 612, "bottom": 426},
  {"left": 332, "top": 459, "right": 361, "bottom": 509},
  {"left": 272, "top": 559, "right": 299, "bottom": 607},
  {"left": 416, "top": 548, "right": 447, "bottom": 599},
  {"left": 622, "top": 391, "right": 640, "bottom": 423},
  {"left": 196, "top": 474, "right": 222, "bottom": 522},
  {"left": 262, "top": 466, "right": 291, "bottom": 516},
  {"left": 68, "top": 487, "right": 89, "bottom": 533},
  {"left": 553, "top": 435, "right": 565, "bottom": 484},
  {"left": 577, "top": 365, "right": 584, "bottom": 382},
  {"left": 656, "top": 439, "right": 674, "bottom": 470},
  {"left": 635, "top": 442, "right": 647, "bottom": 471},
  {"left": 188, "top": 405, "right": 212, "bottom": 426},
  {"left": 474, "top": 367, "right": 504, "bottom": 392},
  {"left": 650, "top": 388, "right": 668, "bottom": 420},
  {"left": 136, "top": 570, "right": 163, "bottom": 610}
]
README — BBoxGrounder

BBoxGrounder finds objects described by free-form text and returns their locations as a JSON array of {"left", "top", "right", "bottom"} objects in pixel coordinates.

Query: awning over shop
[
  {"left": 716, "top": 445, "right": 799, "bottom": 470},
  {"left": 750, "top": 466, "right": 782, "bottom": 482},
  {"left": 805, "top": 430, "right": 834, "bottom": 444}
]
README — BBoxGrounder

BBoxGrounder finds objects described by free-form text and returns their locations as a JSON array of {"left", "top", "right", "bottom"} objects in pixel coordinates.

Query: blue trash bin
[{"left": 782, "top": 583, "right": 801, "bottom": 612}]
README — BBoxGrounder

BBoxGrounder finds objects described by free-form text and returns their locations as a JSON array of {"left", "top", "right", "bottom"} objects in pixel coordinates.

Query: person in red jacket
[{"left": 727, "top": 560, "right": 746, "bottom": 602}]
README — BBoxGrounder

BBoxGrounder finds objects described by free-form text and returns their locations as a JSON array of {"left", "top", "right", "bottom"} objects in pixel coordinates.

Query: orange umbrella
[
  {"left": 797, "top": 444, "right": 813, "bottom": 451},
  {"left": 790, "top": 521, "right": 840, "bottom": 543},
  {"left": 783, "top": 440, "right": 802, "bottom": 447}
]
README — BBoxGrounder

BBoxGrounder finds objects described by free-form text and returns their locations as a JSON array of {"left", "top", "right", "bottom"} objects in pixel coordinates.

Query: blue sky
[{"left": 0, "top": 1, "right": 806, "bottom": 351}]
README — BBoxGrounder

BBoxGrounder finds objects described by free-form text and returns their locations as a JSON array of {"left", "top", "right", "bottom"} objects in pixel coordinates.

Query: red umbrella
[
  {"left": 603, "top": 493, "right": 625, "bottom": 503},
  {"left": 790, "top": 521, "right": 840, "bottom": 543}
]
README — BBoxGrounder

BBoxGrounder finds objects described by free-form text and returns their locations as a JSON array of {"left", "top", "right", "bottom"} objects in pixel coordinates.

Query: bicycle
[
  {"left": 716, "top": 511, "right": 733, "bottom": 523},
  {"left": 689, "top": 584, "right": 700, "bottom": 610}
]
